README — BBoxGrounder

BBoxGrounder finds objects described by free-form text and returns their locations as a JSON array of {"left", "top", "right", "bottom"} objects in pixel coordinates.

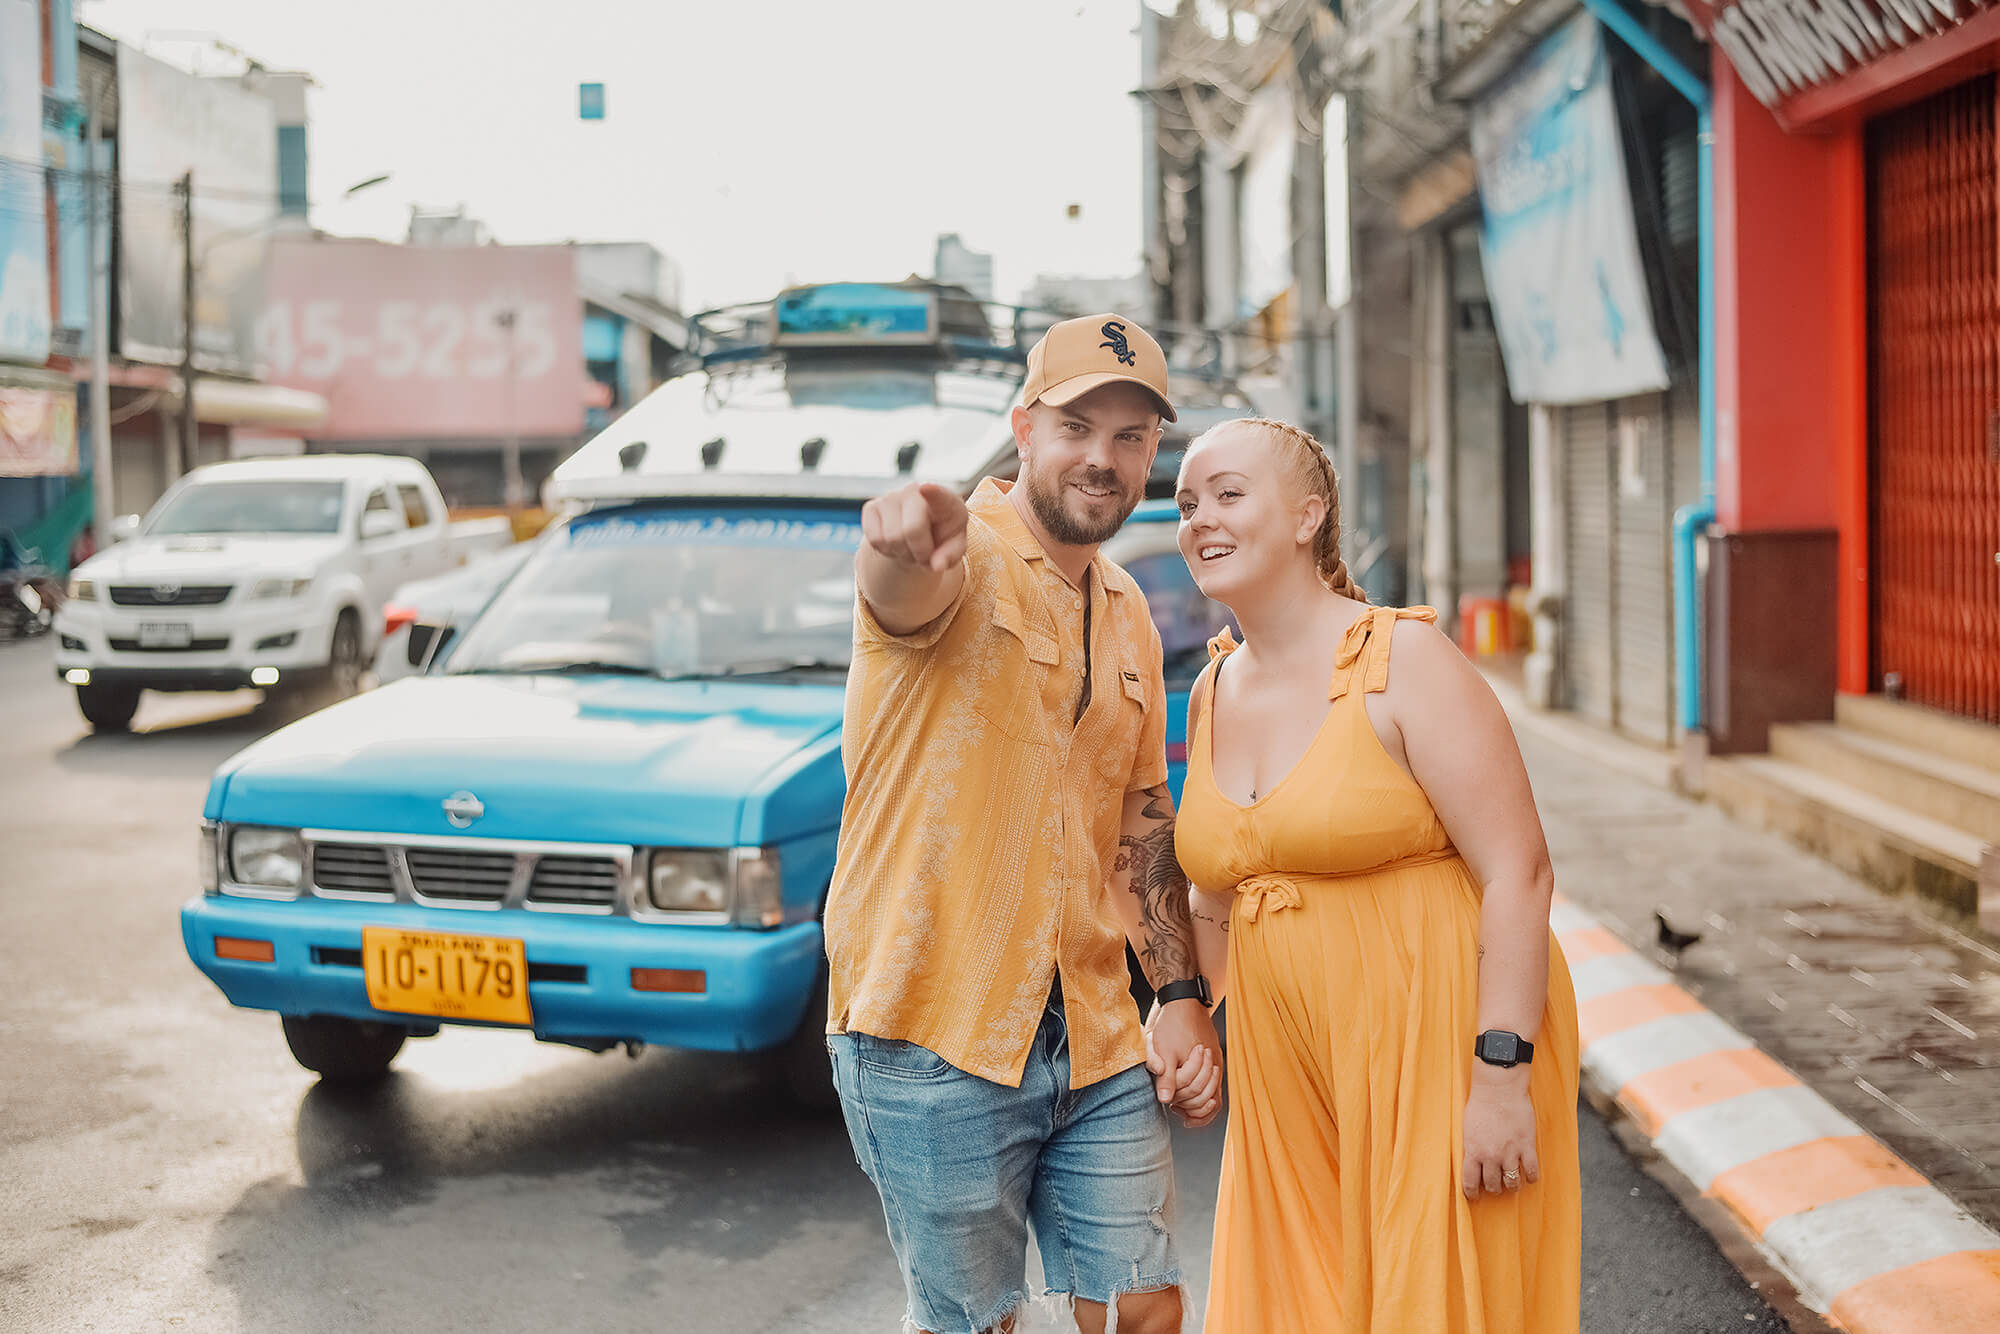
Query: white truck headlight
[
  {"left": 230, "top": 827, "right": 304, "bottom": 889},
  {"left": 68, "top": 577, "right": 96, "bottom": 601},
  {"left": 647, "top": 850, "right": 730, "bottom": 914},
  {"left": 643, "top": 847, "right": 784, "bottom": 926},
  {"left": 250, "top": 577, "right": 313, "bottom": 599}
]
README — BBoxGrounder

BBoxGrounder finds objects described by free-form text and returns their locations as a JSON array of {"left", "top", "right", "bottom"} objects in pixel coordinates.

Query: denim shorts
[{"left": 828, "top": 993, "right": 1182, "bottom": 1333}]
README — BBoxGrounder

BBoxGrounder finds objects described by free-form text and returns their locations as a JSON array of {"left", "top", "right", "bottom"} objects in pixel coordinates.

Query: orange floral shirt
[{"left": 824, "top": 479, "right": 1168, "bottom": 1088}]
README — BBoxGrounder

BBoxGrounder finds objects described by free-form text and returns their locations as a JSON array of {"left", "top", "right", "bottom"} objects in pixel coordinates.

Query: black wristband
[{"left": 1154, "top": 977, "right": 1212, "bottom": 1009}]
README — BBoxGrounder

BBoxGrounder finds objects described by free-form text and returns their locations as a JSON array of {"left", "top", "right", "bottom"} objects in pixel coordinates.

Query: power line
[{"left": 0, "top": 152, "right": 299, "bottom": 206}]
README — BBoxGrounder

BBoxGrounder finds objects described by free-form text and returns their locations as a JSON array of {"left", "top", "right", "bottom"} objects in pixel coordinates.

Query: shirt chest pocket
[
  {"left": 975, "top": 595, "right": 1062, "bottom": 745},
  {"left": 1093, "top": 661, "right": 1152, "bottom": 786}
]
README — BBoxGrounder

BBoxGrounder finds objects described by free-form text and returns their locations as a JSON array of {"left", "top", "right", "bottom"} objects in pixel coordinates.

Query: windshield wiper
[
  {"left": 455, "top": 661, "right": 660, "bottom": 678},
  {"left": 663, "top": 657, "right": 850, "bottom": 680}
]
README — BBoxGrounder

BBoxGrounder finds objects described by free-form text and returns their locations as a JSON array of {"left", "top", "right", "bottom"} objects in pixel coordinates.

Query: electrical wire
[{"left": 0, "top": 152, "right": 295, "bottom": 206}]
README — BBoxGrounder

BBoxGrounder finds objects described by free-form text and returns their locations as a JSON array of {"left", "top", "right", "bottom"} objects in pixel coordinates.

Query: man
[{"left": 823, "top": 314, "right": 1220, "bottom": 1334}]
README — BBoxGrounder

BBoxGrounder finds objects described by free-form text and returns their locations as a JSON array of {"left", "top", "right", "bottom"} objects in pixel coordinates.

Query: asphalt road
[{"left": 0, "top": 636, "right": 1795, "bottom": 1332}]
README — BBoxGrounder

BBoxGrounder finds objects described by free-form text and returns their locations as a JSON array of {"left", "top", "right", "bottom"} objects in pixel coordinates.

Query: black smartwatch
[
  {"left": 1154, "top": 976, "right": 1212, "bottom": 1009},
  {"left": 1473, "top": 1029, "right": 1534, "bottom": 1068}
]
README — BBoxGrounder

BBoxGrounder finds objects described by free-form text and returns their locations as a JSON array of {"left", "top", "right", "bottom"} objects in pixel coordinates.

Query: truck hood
[
  {"left": 79, "top": 534, "right": 347, "bottom": 583},
  {"left": 212, "top": 673, "right": 846, "bottom": 846}
]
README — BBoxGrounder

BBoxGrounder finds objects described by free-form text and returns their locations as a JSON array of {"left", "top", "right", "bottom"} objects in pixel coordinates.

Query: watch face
[{"left": 1483, "top": 1032, "right": 1519, "bottom": 1063}]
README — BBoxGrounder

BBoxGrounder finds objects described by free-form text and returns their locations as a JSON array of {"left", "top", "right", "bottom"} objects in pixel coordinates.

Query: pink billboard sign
[{"left": 259, "top": 240, "right": 588, "bottom": 440}]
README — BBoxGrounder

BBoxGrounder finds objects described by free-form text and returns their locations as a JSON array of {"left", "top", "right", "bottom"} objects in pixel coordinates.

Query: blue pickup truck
[{"left": 181, "top": 284, "right": 1242, "bottom": 1105}]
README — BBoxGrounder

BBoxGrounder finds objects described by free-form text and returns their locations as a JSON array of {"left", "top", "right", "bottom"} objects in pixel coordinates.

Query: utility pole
[
  {"left": 497, "top": 308, "right": 522, "bottom": 509},
  {"left": 177, "top": 168, "right": 195, "bottom": 481},
  {"left": 86, "top": 83, "right": 114, "bottom": 541}
]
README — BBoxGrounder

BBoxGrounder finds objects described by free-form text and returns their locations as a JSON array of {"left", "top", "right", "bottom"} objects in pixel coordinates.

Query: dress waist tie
[{"left": 1231, "top": 848, "right": 1460, "bottom": 922}]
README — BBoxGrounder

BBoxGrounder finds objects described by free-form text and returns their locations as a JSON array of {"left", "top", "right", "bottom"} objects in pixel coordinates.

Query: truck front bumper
[
  {"left": 181, "top": 894, "right": 824, "bottom": 1053},
  {"left": 55, "top": 599, "right": 336, "bottom": 693}
]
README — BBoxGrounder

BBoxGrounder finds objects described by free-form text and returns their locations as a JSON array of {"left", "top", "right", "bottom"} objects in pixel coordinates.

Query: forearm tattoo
[
  {"left": 1192, "top": 906, "right": 1229, "bottom": 934},
  {"left": 1117, "top": 784, "right": 1197, "bottom": 985}
]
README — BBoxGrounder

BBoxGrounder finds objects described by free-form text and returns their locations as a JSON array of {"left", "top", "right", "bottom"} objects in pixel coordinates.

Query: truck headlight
[
  {"left": 230, "top": 826, "right": 304, "bottom": 890},
  {"left": 643, "top": 847, "right": 784, "bottom": 925},
  {"left": 647, "top": 850, "right": 730, "bottom": 915},
  {"left": 250, "top": 577, "right": 313, "bottom": 599},
  {"left": 199, "top": 823, "right": 219, "bottom": 894},
  {"left": 68, "top": 577, "right": 95, "bottom": 601}
]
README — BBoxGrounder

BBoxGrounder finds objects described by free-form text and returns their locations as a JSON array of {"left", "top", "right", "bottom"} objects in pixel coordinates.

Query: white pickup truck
[{"left": 53, "top": 455, "right": 512, "bottom": 732}]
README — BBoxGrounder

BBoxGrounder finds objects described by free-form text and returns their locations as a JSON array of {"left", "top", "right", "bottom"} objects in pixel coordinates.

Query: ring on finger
[{"left": 1502, "top": 1170, "right": 1521, "bottom": 1186}]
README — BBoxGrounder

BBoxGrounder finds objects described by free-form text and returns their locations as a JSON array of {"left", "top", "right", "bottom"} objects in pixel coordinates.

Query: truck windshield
[
  {"left": 1122, "top": 550, "right": 1236, "bottom": 691},
  {"left": 446, "top": 510, "right": 862, "bottom": 678},
  {"left": 148, "top": 481, "right": 348, "bottom": 536}
]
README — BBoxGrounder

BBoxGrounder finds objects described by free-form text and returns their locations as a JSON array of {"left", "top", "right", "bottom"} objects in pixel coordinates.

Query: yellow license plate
[{"left": 361, "top": 927, "right": 532, "bottom": 1026}]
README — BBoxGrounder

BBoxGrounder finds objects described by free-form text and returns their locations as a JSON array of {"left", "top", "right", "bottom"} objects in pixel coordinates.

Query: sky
[{"left": 79, "top": 0, "right": 1154, "bottom": 311}]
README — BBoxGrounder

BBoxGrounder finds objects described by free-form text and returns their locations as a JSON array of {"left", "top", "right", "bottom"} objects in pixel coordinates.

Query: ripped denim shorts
[{"left": 827, "top": 992, "right": 1183, "bottom": 1333}]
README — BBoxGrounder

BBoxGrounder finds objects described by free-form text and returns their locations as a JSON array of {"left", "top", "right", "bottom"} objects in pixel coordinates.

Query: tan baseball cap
[{"left": 1019, "top": 313, "right": 1177, "bottom": 423}]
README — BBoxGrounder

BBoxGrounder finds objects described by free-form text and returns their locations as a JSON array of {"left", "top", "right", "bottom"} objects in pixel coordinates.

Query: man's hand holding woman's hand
[{"left": 1145, "top": 1000, "right": 1224, "bottom": 1129}]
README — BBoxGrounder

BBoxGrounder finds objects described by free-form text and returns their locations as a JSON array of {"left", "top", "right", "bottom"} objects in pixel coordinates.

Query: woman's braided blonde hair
[{"left": 1204, "top": 416, "right": 1367, "bottom": 603}]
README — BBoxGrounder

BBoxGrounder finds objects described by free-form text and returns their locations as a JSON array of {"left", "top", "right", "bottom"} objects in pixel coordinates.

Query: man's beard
[{"left": 1024, "top": 462, "right": 1140, "bottom": 547}]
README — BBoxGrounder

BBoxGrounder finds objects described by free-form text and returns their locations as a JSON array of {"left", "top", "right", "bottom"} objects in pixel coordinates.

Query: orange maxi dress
[{"left": 1176, "top": 606, "right": 1581, "bottom": 1334}]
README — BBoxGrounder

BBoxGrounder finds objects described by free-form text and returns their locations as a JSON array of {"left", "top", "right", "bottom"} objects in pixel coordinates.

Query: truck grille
[
  {"left": 109, "top": 584, "right": 232, "bottom": 607},
  {"left": 527, "top": 855, "right": 622, "bottom": 908},
  {"left": 297, "top": 836, "right": 627, "bottom": 914},
  {"left": 406, "top": 847, "right": 517, "bottom": 903},
  {"left": 311, "top": 844, "right": 395, "bottom": 898},
  {"left": 109, "top": 637, "right": 230, "bottom": 653}
]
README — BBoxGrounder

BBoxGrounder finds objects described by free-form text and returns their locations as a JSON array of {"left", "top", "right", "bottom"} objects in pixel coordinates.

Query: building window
[{"left": 278, "top": 126, "right": 309, "bottom": 216}]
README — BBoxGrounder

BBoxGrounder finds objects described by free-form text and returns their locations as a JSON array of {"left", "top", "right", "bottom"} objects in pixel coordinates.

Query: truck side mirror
[
  {"left": 109, "top": 514, "right": 141, "bottom": 544},
  {"left": 406, "top": 623, "right": 455, "bottom": 669}
]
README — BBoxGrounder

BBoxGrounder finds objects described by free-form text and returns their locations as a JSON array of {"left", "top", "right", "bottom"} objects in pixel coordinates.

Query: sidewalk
[{"left": 1497, "top": 683, "right": 2000, "bottom": 1330}]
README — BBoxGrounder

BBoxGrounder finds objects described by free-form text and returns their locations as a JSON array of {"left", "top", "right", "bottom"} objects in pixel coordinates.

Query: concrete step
[
  {"left": 1703, "top": 754, "right": 1983, "bottom": 922},
  {"left": 1769, "top": 721, "right": 2000, "bottom": 843},
  {"left": 1836, "top": 693, "right": 2000, "bottom": 776}
]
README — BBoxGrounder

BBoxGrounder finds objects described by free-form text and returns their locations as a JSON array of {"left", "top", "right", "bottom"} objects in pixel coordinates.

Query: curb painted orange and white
[{"left": 1552, "top": 895, "right": 2000, "bottom": 1332}]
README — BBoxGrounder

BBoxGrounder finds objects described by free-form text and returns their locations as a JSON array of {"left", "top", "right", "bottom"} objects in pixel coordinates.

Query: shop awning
[{"left": 187, "top": 377, "right": 329, "bottom": 431}]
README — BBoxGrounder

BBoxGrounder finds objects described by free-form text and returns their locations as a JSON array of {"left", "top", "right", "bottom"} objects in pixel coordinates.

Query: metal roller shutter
[
  {"left": 1612, "top": 392, "right": 1674, "bottom": 744},
  {"left": 1868, "top": 76, "right": 2000, "bottom": 724},
  {"left": 1563, "top": 402, "right": 1616, "bottom": 727}
]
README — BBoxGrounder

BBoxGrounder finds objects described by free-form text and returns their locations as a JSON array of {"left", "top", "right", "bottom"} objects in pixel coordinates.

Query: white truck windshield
[{"left": 149, "top": 481, "right": 348, "bottom": 536}]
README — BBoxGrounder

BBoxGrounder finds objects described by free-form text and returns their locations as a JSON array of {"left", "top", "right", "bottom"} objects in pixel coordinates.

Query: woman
[{"left": 1171, "top": 417, "right": 1580, "bottom": 1332}]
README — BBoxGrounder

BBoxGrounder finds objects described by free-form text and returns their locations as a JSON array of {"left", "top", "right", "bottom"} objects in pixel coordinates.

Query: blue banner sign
[
  {"left": 0, "top": 0, "right": 51, "bottom": 363},
  {"left": 773, "top": 284, "right": 938, "bottom": 347},
  {"left": 1471, "top": 15, "right": 1670, "bottom": 406}
]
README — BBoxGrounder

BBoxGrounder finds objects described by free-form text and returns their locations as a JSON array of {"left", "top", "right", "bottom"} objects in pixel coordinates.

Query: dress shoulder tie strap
[
  {"left": 1188, "top": 626, "right": 1242, "bottom": 727},
  {"left": 1329, "top": 606, "right": 1440, "bottom": 700}
]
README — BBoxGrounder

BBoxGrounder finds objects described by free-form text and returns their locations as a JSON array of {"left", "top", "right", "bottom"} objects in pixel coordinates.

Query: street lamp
[{"left": 176, "top": 171, "right": 391, "bottom": 474}]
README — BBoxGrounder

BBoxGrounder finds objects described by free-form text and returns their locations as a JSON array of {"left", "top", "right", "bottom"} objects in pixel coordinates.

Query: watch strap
[{"left": 1154, "top": 977, "right": 1211, "bottom": 1008}]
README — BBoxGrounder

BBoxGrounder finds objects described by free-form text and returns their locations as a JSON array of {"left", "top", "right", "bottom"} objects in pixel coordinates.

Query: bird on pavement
[{"left": 1655, "top": 907, "right": 1703, "bottom": 960}]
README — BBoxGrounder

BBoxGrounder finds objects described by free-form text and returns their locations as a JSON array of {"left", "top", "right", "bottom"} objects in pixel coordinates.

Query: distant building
[
  {"left": 261, "top": 231, "right": 686, "bottom": 509},
  {"left": 1, "top": 15, "right": 332, "bottom": 555},
  {"left": 1021, "top": 272, "right": 1147, "bottom": 318},
  {"left": 407, "top": 206, "right": 493, "bottom": 248},
  {"left": 934, "top": 233, "right": 994, "bottom": 302}
]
